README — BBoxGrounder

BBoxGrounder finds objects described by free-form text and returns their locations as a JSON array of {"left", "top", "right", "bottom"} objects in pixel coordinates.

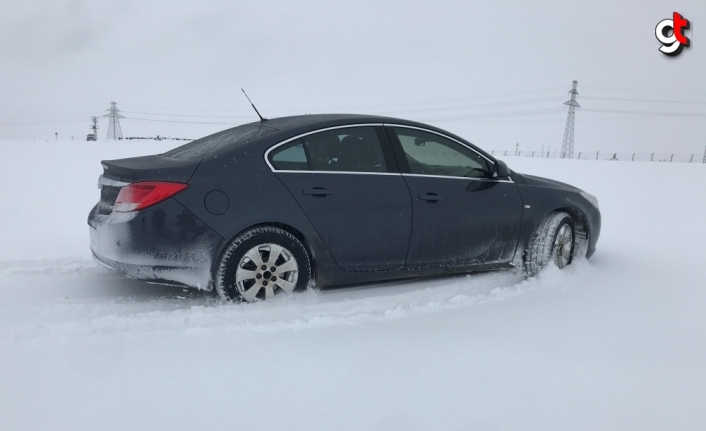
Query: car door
[
  {"left": 385, "top": 125, "right": 523, "bottom": 268},
  {"left": 267, "top": 125, "right": 412, "bottom": 271}
]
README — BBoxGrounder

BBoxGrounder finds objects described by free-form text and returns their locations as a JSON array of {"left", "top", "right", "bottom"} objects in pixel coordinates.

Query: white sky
[{"left": 1, "top": 0, "right": 704, "bottom": 155}]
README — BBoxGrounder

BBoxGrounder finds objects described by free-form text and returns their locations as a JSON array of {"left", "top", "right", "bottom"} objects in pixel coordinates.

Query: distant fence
[
  {"left": 120, "top": 136, "right": 193, "bottom": 141},
  {"left": 491, "top": 150, "right": 706, "bottom": 163}
]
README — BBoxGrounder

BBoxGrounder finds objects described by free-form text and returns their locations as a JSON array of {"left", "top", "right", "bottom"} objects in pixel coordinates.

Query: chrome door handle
[
  {"left": 303, "top": 188, "right": 332, "bottom": 196},
  {"left": 418, "top": 193, "right": 443, "bottom": 202}
]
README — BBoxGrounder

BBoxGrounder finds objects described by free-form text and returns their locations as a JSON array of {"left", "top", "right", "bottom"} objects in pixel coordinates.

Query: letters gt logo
[{"left": 655, "top": 12, "right": 691, "bottom": 56}]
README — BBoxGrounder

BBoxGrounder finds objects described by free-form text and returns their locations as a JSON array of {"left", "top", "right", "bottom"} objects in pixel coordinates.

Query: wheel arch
[
  {"left": 553, "top": 205, "right": 590, "bottom": 257},
  {"left": 210, "top": 221, "right": 318, "bottom": 287}
]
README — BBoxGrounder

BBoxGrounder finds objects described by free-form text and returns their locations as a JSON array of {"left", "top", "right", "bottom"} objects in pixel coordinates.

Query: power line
[
  {"left": 456, "top": 114, "right": 665, "bottom": 124},
  {"left": 422, "top": 108, "right": 563, "bottom": 122},
  {"left": 122, "top": 110, "right": 255, "bottom": 119},
  {"left": 581, "top": 85, "right": 706, "bottom": 97},
  {"left": 0, "top": 104, "right": 103, "bottom": 113},
  {"left": 0, "top": 118, "right": 88, "bottom": 126},
  {"left": 0, "top": 111, "right": 101, "bottom": 120},
  {"left": 582, "top": 96, "right": 706, "bottom": 105},
  {"left": 582, "top": 108, "right": 706, "bottom": 118},
  {"left": 369, "top": 97, "right": 563, "bottom": 115},
  {"left": 125, "top": 117, "right": 238, "bottom": 126},
  {"left": 117, "top": 87, "right": 565, "bottom": 114},
  {"left": 121, "top": 96, "right": 564, "bottom": 119}
]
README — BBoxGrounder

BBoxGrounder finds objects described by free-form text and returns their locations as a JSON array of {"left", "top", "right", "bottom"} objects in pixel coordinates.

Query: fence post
[
  {"left": 596, "top": 151, "right": 599, "bottom": 160},
  {"left": 578, "top": 152, "right": 581, "bottom": 159},
  {"left": 651, "top": 153, "right": 654, "bottom": 161},
  {"left": 504, "top": 151, "right": 507, "bottom": 156},
  {"left": 518, "top": 151, "right": 521, "bottom": 156},
  {"left": 532, "top": 151, "right": 535, "bottom": 157},
  {"left": 670, "top": 154, "right": 674, "bottom": 162},
  {"left": 632, "top": 153, "right": 635, "bottom": 161},
  {"left": 690, "top": 154, "right": 694, "bottom": 163},
  {"left": 491, "top": 151, "right": 494, "bottom": 155}
]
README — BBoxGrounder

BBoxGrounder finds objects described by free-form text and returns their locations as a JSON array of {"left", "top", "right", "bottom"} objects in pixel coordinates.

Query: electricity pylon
[
  {"left": 560, "top": 81, "right": 580, "bottom": 159},
  {"left": 103, "top": 102, "right": 124, "bottom": 140}
]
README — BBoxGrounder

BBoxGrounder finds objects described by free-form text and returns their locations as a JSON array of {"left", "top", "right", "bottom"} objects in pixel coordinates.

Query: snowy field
[{"left": 1, "top": 139, "right": 705, "bottom": 431}]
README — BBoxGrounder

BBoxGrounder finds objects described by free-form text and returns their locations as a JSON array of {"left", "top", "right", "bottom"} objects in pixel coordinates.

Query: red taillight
[{"left": 114, "top": 182, "right": 189, "bottom": 213}]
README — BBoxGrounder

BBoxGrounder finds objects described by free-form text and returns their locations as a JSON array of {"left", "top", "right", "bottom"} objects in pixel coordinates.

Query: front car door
[
  {"left": 385, "top": 125, "right": 523, "bottom": 268},
  {"left": 267, "top": 125, "right": 412, "bottom": 271}
]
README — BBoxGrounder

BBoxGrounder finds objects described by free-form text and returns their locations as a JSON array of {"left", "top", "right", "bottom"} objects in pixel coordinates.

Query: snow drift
[{"left": 0, "top": 140, "right": 705, "bottom": 431}]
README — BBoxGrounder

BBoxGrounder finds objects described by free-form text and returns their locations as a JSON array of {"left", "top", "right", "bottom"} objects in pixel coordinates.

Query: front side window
[
  {"left": 269, "top": 126, "right": 389, "bottom": 173},
  {"left": 392, "top": 127, "right": 492, "bottom": 178}
]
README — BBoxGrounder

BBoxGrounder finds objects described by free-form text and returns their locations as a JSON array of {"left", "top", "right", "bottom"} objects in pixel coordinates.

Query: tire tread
[
  {"left": 525, "top": 212, "right": 573, "bottom": 276},
  {"left": 215, "top": 226, "right": 311, "bottom": 301}
]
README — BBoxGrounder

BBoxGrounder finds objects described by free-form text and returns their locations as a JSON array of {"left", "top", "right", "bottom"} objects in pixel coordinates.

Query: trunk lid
[{"left": 97, "top": 155, "right": 201, "bottom": 214}]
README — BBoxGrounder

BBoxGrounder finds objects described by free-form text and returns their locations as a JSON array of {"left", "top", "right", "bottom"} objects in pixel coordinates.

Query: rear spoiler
[{"left": 101, "top": 155, "right": 202, "bottom": 183}]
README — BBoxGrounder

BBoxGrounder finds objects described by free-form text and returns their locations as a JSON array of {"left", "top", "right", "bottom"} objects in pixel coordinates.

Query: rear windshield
[{"left": 162, "top": 124, "right": 276, "bottom": 159}]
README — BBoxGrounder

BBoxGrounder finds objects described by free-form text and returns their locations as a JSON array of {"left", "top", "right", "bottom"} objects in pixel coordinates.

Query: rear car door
[
  {"left": 386, "top": 125, "right": 523, "bottom": 268},
  {"left": 267, "top": 125, "right": 412, "bottom": 271}
]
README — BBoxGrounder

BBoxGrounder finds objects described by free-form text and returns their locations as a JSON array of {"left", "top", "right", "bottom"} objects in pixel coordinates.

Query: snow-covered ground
[{"left": 1, "top": 139, "right": 705, "bottom": 431}]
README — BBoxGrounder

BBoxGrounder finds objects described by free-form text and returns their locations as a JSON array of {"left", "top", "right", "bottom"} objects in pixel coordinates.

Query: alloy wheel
[
  {"left": 235, "top": 243, "right": 299, "bottom": 302},
  {"left": 552, "top": 224, "right": 573, "bottom": 268}
]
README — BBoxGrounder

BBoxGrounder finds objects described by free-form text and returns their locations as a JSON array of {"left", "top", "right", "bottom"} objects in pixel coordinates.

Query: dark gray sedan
[{"left": 88, "top": 114, "right": 601, "bottom": 302}]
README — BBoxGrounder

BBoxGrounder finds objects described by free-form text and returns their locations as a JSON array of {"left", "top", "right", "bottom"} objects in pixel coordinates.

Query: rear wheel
[
  {"left": 524, "top": 212, "right": 575, "bottom": 276},
  {"left": 215, "top": 227, "right": 311, "bottom": 302}
]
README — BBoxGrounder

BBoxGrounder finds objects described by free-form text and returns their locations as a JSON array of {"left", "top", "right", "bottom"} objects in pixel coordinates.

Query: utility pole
[
  {"left": 91, "top": 116, "right": 99, "bottom": 138},
  {"left": 560, "top": 80, "right": 580, "bottom": 159},
  {"left": 103, "top": 102, "right": 124, "bottom": 140},
  {"left": 515, "top": 143, "right": 519, "bottom": 156},
  {"left": 703, "top": 145, "right": 706, "bottom": 163}
]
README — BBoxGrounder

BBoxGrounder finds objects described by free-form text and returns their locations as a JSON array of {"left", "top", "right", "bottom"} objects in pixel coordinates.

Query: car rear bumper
[{"left": 88, "top": 199, "right": 225, "bottom": 289}]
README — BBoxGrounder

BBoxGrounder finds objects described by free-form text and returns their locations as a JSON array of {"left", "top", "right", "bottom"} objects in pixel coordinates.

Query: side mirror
[{"left": 495, "top": 160, "right": 511, "bottom": 178}]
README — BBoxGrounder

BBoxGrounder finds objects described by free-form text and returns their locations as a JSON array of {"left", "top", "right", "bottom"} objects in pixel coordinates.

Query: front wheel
[
  {"left": 524, "top": 212, "right": 575, "bottom": 276},
  {"left": 215, "top": 227, "right": 312, "bottom": 302}
]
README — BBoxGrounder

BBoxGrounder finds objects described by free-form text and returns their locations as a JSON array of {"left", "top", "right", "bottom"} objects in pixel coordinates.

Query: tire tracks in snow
[{"left": 0, "top": 260, "right": 587, "bottom": 341}]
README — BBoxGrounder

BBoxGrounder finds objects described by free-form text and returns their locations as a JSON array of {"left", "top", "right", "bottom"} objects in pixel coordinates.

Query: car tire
[
  {"left": 215, "top": 226, "right": 311, "bottom": 302},
  {"left": 524, "top": 212, "right": 575, "bottom": 276}
]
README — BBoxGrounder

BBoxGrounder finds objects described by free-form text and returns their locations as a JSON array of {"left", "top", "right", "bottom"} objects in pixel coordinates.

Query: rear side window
[
  {"left": 268, "top": 126, "right": 389, "bottom": 173},
  {"left": 392, "top": 127, "right": 492, "bottom": 178},
  {"left": 270, "top": 140, "right": 309, "bottom": 170}
]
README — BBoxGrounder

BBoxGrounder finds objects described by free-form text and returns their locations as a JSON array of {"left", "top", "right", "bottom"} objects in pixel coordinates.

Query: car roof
[
  {"left": 241, "top": 113, "right": 418, "bottom": 130},
  {"left": 162, "top": 114, "right": 494, "bottom": 162}
]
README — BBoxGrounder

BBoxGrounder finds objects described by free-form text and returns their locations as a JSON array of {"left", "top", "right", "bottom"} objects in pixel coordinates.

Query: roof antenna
[{"left": 241, "top": 89, "right": 267, "bottom": 122}]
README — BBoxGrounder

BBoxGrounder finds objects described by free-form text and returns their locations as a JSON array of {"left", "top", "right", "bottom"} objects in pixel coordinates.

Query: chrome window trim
[
  {"left": 384, "top": 123, "right": 495, "bottom": 164},
  {"left": 264, "top": 123, "right": 384, "bottom": 172},
  {"left": 402, "top": 173, "right": 514, "bottom": 183},
  {"left": 263, "top": 122, "right": 503, "bottom": 180},
  {"left": 97, "top": 174, "right": 129, "bottom": 189},
  {"left": 274, "top": 170, "right": 400, "bottom": 176},
  {"left": 272, "top": 171, "right": 511, "bottom": 182}
]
